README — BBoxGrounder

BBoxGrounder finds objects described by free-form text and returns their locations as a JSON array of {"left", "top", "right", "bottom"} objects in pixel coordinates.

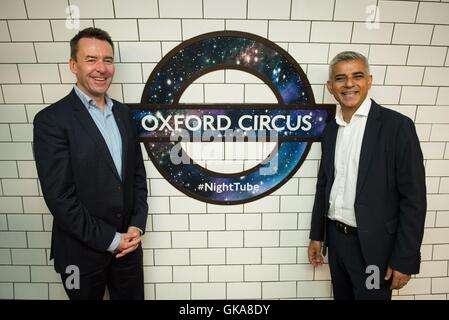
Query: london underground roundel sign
[{"left": 129, "top": 31, "right": 335, "bottom": 205}]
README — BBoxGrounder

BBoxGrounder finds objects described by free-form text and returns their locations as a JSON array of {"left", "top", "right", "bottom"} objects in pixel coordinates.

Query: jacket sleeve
[
  {"left": 309, "top": 139, "right": 328, "bottom": 242},
  {"left": 128, "top": 112, "right": 148, "bottom": 234},
  {"left": 389, "top": 117, "right": 427, "bottom": 275},
  {"left": 33, "top": 110, "right": 116, "bottom": 252}
]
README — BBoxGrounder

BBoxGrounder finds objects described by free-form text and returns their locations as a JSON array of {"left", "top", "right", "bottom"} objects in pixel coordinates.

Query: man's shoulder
[
  {"left": 373, "top": 100, "right": 412, "bottom": 125},
  {"left": 111, "top": 99, "right": 129, "bottom": 111},
  {"left": 34, "top": 91, "right": 75, "bottom": 122}
]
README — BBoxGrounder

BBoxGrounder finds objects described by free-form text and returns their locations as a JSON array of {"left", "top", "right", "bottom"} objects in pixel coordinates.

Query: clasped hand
[{"left": 115, "top": 226, "right": 143, "bottom": 258}]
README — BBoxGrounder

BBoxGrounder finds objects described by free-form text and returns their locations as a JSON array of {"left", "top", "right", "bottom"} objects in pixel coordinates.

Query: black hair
[{"left": 70, "top": 27, "right": 114, "bottom": 60}]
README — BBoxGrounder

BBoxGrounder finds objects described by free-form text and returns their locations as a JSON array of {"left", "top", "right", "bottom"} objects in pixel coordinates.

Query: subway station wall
[{"left": 0, "top": 0, "right": 449, "bottom": 299}]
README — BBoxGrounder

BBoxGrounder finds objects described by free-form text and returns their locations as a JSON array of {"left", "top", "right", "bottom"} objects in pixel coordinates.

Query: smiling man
[
  {"left": 33, "top": 28, "right": 148, "bottom": 299},
  {"left": 308, "top": 51, "right": 426, "bottom": 300}
]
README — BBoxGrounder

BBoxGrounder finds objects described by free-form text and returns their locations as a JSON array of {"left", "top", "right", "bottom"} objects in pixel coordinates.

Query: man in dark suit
[
  {"left": 308, "top": 51, "right": 426, "bottom": 300},
  {"left": 33, "top": 28, "right": 148, "bottom": 300}
]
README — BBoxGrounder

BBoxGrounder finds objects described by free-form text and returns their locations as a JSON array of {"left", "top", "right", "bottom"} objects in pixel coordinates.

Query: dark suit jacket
[
  {"left": 310, "top": 100, "right": 426, "bottom": 275},
  {"left": 33, "top": 89, "right": 148, "bottom": 275}
]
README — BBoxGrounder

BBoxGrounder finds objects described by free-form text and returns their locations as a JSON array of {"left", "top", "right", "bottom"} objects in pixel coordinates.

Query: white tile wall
[
  {"left": 35, "top": 42, "right": 70, "bottom": 63},
  {"left": 0, "top": 43, "right": 36, "bottom": 63},
  {"left": 139, "top": 20, "right": 182, "bottom": 41},
  {"left": 0, "top": 0, "right": 27, "bottom": 19},
  {"left": 8, "top": 20, "right": 53, "bottom": 42},
  {"left": 0, "top": 21, "right": 10, "bottom": 42},
  {"left": 416, "top": 2, "right": 449, "bottom": 25},
  {"left": 248, "top": 0, "right": 291, "bottom": 20},
  {"left": 174, "top": 265, "right": 208, "bottom": 282},
  {"left": 94, "top": 20, "right": 139, "bottom": 41},
  {"left": 119, "top": 42, "right": 161, "bottom": 63},
  {"left": 0, "top": 0, "right": 448, "bottom": 301},
  {"left": 392, "top": 24, "right": 433, "bottom": 45},
  {"left": 18, "top": 64, "right": 60, "bottom": 84},
  {"left": 25, "top": 0, "right": 68, "bottom": 19},
  {"left": 311, "top": 22, "right": 353, "bottom": 43},
  {"left": 155, "top": 283, "right": 190, "bottom": 299},
  {"left": 204, "top": 0, "right": 247, "bottom": 19},
  {"left": 225, "top": 20, "right": 268, "bottom": 38},
  {"left": 352, "top": 23, "right": 394, "bottom": 44},
  {"left": 159, "top": 0, "right": 202, "bottom": 18},
  {"left": 182, "top": 20, "right": 225, "bottom": 40},
  {"left": 291, "top": 0, "right": 335, "bottom": 21},
  {"left": 408, "top": 46, "right": 447, "bottom": 67},
  {"left": 191, "top": 283, "right": 226, "bottom": 299},
  {"left": 69, "top": 0, "right": 114, "bottom": 19},
  {"left": 378, "top": 1, "right": 418, "bottom": 23},
  {"left": 432, "top": 26, "right": 449, "bottom": 46},
  {"left": 423, "top": 68, "right": 449, "bottom": 87},
  {"left": 50, "top": 20, "right": 94, "bottom": 42},
  {"left": 269, "top": 21, "right": 311, "bottom": 42},
  {"left": 227, "top": 282, "right": 261, "bottom": 299},
  {"left": 401, "top": 87, "right": 438, "bottom": 105},
  {"left": 0, "top": 232, "right": 27, "bottom": 248},
  {"left": 263, "top": 281, "right": 296, "bottom": 298},
  {"left": 0, "top": 65, "right": 20, "bottom": 84},
  {"left": 437, "top": 88, "right": 449, "bottom": 105},
  {"left": 289, "top": 43, "right": 329, "bottom": 64},
  {"left": 191, "top": 248, "right": 225, "bottom": 265},
  {"left": 416, "top": 106, "right": 449, "bottom": 123},
  {"left": 210, "top": 265, "right": 243, "bottom": 282},
  {"left": 334, "top": 0, "right": 377, "bottom": 22},
  {"left": 384, "top": 66, "right": 424, "bottom": 86},
  {"left": 113, "top": 0, "right": 158, "bottom": 18},
  {"left": 14, "top": 283, "right": 48, "bottom": 300},
  {"left": 297, "top": 281, "right": 331, "bottom": 298},
  {"left": 154, "top": 249, "right": 189, "bottom": 265}
]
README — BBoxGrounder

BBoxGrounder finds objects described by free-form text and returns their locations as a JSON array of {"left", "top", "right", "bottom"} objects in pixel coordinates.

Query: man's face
[
  {"left": 326, "top": 59, "right": 372, "bottom": 111},
  {"left": 69, "top": 38, "right": 114, "bottom": 100}
]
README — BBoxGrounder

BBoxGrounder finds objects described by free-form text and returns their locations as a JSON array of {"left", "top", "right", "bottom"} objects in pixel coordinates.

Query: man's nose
[
  {"left": 344, "top": 77, "right": 355, "bottom": 87},
  {"left": 95, "top": 60, "right": 106, "bottom": 72}
]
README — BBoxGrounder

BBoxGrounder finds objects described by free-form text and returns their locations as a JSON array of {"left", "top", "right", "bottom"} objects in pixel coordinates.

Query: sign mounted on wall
[{"left": 129, "top": 31, "right": 335, "bottom": 205}]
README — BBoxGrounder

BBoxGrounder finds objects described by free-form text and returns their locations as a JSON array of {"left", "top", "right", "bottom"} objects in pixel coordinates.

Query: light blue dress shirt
[{"left": 74, "top": 86, "right": 122, "bottom": 252}]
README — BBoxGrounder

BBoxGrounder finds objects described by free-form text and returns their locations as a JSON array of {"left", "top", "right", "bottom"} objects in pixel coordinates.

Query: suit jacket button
[
  {"left": 117, "top": 186, "right": 121, "bottom": 191},
  {"left": 116, "top": 213, "right": 122, "bottom": 218}
]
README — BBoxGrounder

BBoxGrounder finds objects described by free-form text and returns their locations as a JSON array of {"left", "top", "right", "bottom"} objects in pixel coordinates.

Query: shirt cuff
[
  {"left": 130, "top": 226, "right": 143, "bottom": 235},
  {"left": 107, "top": 232, "right": 121, "bottom": 252}
]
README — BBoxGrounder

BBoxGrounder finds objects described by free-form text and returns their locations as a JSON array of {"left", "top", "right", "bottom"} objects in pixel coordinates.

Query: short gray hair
[{"left": 328, "top": 51, "right": 370, "bottom": 79}]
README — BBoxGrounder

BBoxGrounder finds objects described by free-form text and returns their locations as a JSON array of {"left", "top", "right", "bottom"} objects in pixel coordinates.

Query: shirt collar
[
  {"left": 335, "top": 96, "right": 371, "bottom": 126},
  {"left": 74, "top": 85, "right": 114, "bottom": 114}
]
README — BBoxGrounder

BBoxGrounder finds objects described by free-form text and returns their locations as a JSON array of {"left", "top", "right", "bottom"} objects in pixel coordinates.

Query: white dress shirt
[{"left": 328, "top": 96, "right": 372, "bottom": 227}]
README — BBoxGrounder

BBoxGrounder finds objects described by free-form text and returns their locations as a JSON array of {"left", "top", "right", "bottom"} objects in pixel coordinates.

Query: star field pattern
[{"left": 131, "top": 32, "right": 333, "bottom": 204}]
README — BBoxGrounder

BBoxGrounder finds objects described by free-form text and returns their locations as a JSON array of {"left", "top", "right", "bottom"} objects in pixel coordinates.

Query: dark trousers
[
  {"left": 327, "top": 219, "right": 392, "bottom": 300},
  {"left": 60, "top": 246, "right": 144, "bottom": 300}
]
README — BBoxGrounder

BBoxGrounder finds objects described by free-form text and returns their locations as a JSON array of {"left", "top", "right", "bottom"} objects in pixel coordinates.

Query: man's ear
[
  {"left": 326, "top": 80, "right": 333, "bottom": 95},
  {"left": 367, "top": 74, "right": 373, "bottom": 90},
  {"left": 69, "top": 58, "right": 77, "bottom": 75}
]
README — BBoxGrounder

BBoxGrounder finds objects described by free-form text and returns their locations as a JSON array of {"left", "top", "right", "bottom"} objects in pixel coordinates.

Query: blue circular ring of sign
[{"left": 138, "top": 31, "right": 316, "bottom": 205}]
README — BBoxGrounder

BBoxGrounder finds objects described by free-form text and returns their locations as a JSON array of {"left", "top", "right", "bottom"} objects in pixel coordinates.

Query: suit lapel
[
  {"left": 112, "top": 105, "right": 128, "bottom": 182},
  {"left": 356, "top": 100, "right": 381, "bottom": 200},
  {"left": 326, "top": 120, "right": 338, "bottom": 184},
  {"left": 71, "top": 90, "right": 122, "bottom": 181}
]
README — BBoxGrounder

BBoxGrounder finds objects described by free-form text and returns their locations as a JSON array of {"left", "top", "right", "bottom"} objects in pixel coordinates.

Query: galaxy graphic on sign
[{"left": 129, "top": 31, "right": 335, "bottom": 205}]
